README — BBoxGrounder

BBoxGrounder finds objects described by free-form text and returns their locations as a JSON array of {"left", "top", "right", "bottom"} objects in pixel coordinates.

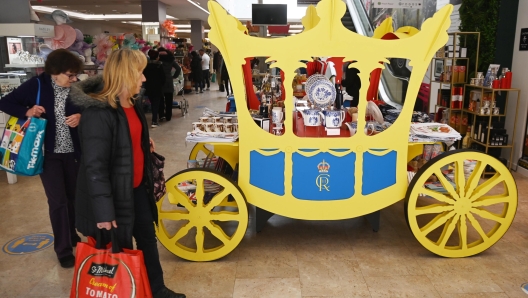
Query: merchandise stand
[{"left": 155, "top": 0, "right": 518, "bottom": 261}]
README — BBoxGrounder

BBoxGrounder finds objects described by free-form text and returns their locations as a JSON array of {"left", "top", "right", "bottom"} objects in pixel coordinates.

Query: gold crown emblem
[{"left": 318, "top": 160, "right": 330, "bottom": 173}]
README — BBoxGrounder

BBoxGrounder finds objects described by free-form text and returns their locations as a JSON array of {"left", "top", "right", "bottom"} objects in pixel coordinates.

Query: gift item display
[
  {"left": 185, "top": 108, "right": 238, "bottom": 143},
  {"left": 151, "top": 1, "right": 519, "bottom": 264}
]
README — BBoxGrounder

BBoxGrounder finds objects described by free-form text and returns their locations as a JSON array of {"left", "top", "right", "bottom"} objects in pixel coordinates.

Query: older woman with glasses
[{"left": 0, "top": 49, "right": 84, "bottom": 268}]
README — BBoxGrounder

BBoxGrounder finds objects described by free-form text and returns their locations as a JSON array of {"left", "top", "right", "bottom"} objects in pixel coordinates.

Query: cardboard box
[
  {"left": 458, "top": 66, "right": 466, "bottom": 83},
  {"left": 252, "top": 116, "right": 270, "bottom": 132}
]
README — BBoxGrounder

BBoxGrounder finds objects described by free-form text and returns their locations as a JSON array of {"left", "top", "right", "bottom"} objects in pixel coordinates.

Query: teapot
[
  {"left": 319, "top": 108, "right": 345, "bottom": 128},
  {"left": 301, "top": 106, "right": 322, "bottom": 126}
]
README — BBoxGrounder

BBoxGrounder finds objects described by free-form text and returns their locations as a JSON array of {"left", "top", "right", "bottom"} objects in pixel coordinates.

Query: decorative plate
[
  {"left": 305, "top": 74, "right": 326, "bottom": 94},
  {"left": 306, "top": 78, "right": 336, "bottom": 109}
]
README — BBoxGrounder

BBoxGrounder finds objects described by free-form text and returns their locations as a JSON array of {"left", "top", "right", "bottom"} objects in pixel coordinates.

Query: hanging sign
[
  {"left": 373, "top": 0, "right": 423, "bottom": 9},
  {"left": 520, "top": 28, "right": 528, "bottom": 51}
]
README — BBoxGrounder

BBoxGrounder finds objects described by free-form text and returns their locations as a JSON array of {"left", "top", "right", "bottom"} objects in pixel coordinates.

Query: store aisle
[{"left": 1, "top": 87, "right": 528, "bottom": 298}]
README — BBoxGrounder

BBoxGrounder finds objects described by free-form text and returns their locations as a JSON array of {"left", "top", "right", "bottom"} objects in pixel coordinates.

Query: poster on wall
[
  {"left": 373, "top": 0, "right": 423, "bottom": 9},
  {"left": 520, "top": 28, "right": 528, "bottom": 51},
  {"left": 6, "top": 38, "right": 23, "bottom": 64}
]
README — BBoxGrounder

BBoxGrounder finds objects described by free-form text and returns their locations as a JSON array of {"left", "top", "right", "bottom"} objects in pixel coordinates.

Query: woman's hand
[
  {"left": 26, "top": 105, "right": 45, "bottom": 118},
  {"left": 65, "top": 113, "right": 81, "bottom": 128},
  {"left": 149, "top": 137, "right": 155, "bottom": 153},
  {"left": 97, "top": 221, "right": 117, "bottom": 230}
]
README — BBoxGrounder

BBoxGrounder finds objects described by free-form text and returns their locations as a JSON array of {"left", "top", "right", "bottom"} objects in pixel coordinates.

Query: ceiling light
[
  {"left": 32, "top": 6, "right": 178, "bottom": 21},
  {"left": 186, "top": 0, "right": 209, "bottom": 14}
]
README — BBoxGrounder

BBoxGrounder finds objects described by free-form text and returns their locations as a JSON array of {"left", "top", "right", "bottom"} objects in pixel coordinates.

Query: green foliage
[{"left": 459, "top": 0, "right": 500, "bottom": 78}]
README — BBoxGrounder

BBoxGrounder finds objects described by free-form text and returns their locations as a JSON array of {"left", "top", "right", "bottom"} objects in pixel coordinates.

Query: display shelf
[
  {"left": 462, "top": 84, "right": 521, "bottom": 169},
  {"left": 5, "top": 63, "right": 44, "bottom": 68},
  {"left": 469, "top": 138, "right": 513, "bottom": 148},
  {"left": 462, "top": 108, "right": 506, "bottom": 117},
  {"left": 431, "top": 80, "right": 466, "bottom": 84}
]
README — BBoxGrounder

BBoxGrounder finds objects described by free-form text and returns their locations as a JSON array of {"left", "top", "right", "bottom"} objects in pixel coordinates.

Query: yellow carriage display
[{"left": 156, "top": 0, "right": 517, "bottom": 261}]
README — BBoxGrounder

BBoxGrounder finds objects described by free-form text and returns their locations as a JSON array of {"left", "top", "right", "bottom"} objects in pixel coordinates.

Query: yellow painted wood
[
  {"left": 207, "top": 0, "right": 453, "bottom": 221},
  {"left": 188, "top": 142, "right": 239, "bottom": 170},
  {"left": 302, "top": 5, "right": 320, "bottom": 31},
  {"left": 406, "top": 151, "right": 517, "bottom": 257},
  {"left": 156, "top": 169, "right": 248, "bottom": 261}
]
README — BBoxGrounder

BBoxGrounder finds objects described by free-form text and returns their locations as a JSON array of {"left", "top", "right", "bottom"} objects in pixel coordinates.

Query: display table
[{"left": 0, "top": 111, "right": 17, "bottom": 184}]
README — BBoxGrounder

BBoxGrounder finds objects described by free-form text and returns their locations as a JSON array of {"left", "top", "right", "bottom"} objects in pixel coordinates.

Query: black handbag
[{"left": 150, "top": 152, "right": 166, "bottom": 202}]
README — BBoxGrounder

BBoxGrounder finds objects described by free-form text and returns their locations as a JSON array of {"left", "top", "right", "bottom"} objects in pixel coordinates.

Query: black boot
[{"left": 153, "top": 286, "right": 186, "bottom": 298}]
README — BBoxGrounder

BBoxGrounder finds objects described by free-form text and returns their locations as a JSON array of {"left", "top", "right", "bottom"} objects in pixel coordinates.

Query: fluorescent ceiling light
[
  {"left": 32, "top": 6, "right": 178, "bottom": 20},
  {"left": 187, "top": 0, "right": 210, "bottom": 14}
]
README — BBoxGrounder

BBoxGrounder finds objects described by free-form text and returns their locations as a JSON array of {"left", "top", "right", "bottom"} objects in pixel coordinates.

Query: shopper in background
[
  {"left": 157, "top": 48, "right": 181, "bottom": 122},
  {"left": 199, "top": 48, "right": 211, "bottom": 91},
  {"left": 0, "top": 49, "right": 83, "bottom": 268},
  {"left": 190, "top": 50, "right": 203, "bottom": 94},
  {"left": 70, "top": 48, "right": 186, "bottom": 298},
  {"left": 221, "top": 58, "right": 233, "bottom": 96},
  {"left": 143, "top": 50, "right": 166, "bottom": 128}
]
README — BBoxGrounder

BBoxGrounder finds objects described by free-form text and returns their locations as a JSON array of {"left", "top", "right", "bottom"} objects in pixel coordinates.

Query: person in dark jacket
[
  {"left": 158, "top": 49, "right": 181, "bottom": 122},
  {"left": 70, "top": 49, "right": 185, "bottom": 298},
  {"left": 0, "top": 49, "right": 83, "bottom": 268},
  {"left": 144, "top": 50, "right": 166, "bottom": 127},
  {"left": 342, "top": 63, "right": 361, "bottom": 107},
  {"left": 190, "top": 51, "right": 203, "bottom": 94},
  {"left": 220, "top": 59, "right": 233, "bottom": 96}
]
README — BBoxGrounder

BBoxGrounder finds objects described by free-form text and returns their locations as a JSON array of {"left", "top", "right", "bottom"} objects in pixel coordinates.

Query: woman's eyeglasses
[{"left": 63, "top": 73, "right": 78, "bottom": 80}]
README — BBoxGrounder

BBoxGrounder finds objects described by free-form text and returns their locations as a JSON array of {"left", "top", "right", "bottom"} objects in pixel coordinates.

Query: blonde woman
[{"left": 71, "top": 49, "right": 186, "bottom": 298}]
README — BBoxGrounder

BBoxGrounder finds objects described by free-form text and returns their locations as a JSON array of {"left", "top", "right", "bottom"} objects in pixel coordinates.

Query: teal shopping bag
[
  {"left": 0, "top": 78, "right": 47, "bottom": 176},
  {"left": 211, "top": 72, "right": 216, "bottom": 83}
]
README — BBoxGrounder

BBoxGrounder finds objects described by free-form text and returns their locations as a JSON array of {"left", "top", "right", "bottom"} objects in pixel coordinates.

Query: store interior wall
[
  {"left": 37, "top": 18, "right": 141, "bottom": 36},
  {"left": 506, "top": 0, "right": 528, "bottom": 176}
]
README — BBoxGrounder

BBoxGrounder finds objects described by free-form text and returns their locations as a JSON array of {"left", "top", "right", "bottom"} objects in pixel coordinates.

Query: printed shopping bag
[
  {"left": 150, "top": 151, "right": 166, "bottom": 202},
  {"left": 0, "top": 78, "right": 47, "bottom": 176},
  {"left": 211, "top": 72, "right": 216, "bottom": 83},
  {"left": 70, "top": 230, "right": 152, "bottom": 298}
]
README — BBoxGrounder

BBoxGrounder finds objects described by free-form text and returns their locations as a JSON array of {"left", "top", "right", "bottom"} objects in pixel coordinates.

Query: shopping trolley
[
  {"left": 173, "top": 71, "right": 188, "bottom": 116},
  {"left": 155, "top": 0, "right": 517, "bottom": 261}
]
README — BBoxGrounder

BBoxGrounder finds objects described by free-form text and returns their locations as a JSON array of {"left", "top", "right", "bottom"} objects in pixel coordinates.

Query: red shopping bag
[{"left": 70, "top": 229, "right": 152, "bottom": 298}]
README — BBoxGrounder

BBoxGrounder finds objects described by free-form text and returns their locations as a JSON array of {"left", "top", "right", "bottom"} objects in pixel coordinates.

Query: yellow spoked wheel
[
  {"left": 156, "top": 168, "right": 248, "bottom": 261},
  {"left": 189, "top": 143, "right": 214, "bottom": 161},
  {"left": 405, "top": 149, "right": 517, "bottom": 258}
]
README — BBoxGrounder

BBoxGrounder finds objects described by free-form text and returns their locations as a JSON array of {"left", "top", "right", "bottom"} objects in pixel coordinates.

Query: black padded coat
[{"left": 70, "top": 75, "right": 157, "bottom": 249}]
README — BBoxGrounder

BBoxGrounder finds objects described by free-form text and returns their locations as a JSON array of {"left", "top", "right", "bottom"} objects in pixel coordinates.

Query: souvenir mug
[
  {"left": 214, "top": 123, "right": 225, "bottom": 132},
  {"left": 199, "top": 116, "right": 210, "bottom": 123},
  {"left": 233, "top": 123, "right": 239, "bottom": 132},
  {"left": 301, "top": 108, "right": 322, "bottom": 126},
  {"left": 224, "top": 123, "right": 234, "bottom": 133},
  {"left": 212, "top": 116, "right": 222, "bottom": 123},
  {"left": 223, "top": 117, "right": 232, "bottom": 123},
  {"left": 192, "top": 122, "right": 204, "bottom": 132},
  {"left": 204, "top": 122, "right": 215, "bottom": 132},
  {"left": 319, "top": 109, "right": 345, "bottom": 128},
  {"left": 272, "top": 108, "right": 283, "bottom": 124}
]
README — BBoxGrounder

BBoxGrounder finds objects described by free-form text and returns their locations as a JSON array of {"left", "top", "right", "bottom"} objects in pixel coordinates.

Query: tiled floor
[{"left": 1, "top": 86, "right": 528, "bottom": 298}]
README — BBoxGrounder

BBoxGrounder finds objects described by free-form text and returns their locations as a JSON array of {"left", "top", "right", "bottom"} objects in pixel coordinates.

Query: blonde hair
[{"left": 93, "top": 48, "right": 147, "bottom": 108}]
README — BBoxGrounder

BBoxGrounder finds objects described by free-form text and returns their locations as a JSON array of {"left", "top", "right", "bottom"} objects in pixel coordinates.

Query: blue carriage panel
[
  {"left": 292, "top": 151, "right": 355, "bottom": 201},
  {"left": 362, "top": 150, "right": 397, "bottom": 195},
  {"left": 250, "top": 149, "right": 285, "bottom": 195}
]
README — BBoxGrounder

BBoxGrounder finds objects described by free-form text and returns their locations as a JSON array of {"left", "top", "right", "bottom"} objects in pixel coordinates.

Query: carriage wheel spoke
[
  {"left": 420, "top": 210, "right": 457, "bottom": 236},
  {"left": 166, "top": 180, "right": 195, "bottom": 210},
  {"left": 458, "top": 214, "right": 468, "bottom": 250},
  {"left": 434, "top": 169, "right": 459, "bottom": 201},
  {"left": 159, "top": 210, "right": 191, "bottom": 221},
  {"left": 195, "top": 226, "right": 204, "bottom": 253},
  {"left": 206, "top": 222, "right": 230, "bottom": 245},
  {"left": 195, "top": 178, "right": 205, "bottom": 207},
  {"left": 210, "top": 211, "right": 240, "bottom": 222},
  {"left": 415, "top": 204, "right": 454, "bottom": 216},
  {"left": 469, "top": 173, "right": 505, "bottom": 203},
  {"left": 472, "top": 194, "right": 513, "bottom": 208},
  {"left": 467, "top": 212, "right": 490, "bottom": 243},
  {"left": 465, "top": 160, "right": 486, "bottom": 195},
  {"left": 470, "top": 208, "right": 506, "bottom": 225},
  {"left": 454, "top": 160, "right": 467, "bottom": 198},
  {"left": 437, "top": 214, "right": 460, "bottom": 247},
  {"left": 421, "top": 187, "right": 456, "bottom": 205},
  {"left": 171, "top": 222, "right": 193, "bottom": 242},
  {"left": 207, "top": 189, "right": 230, "bottom": 211}
]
